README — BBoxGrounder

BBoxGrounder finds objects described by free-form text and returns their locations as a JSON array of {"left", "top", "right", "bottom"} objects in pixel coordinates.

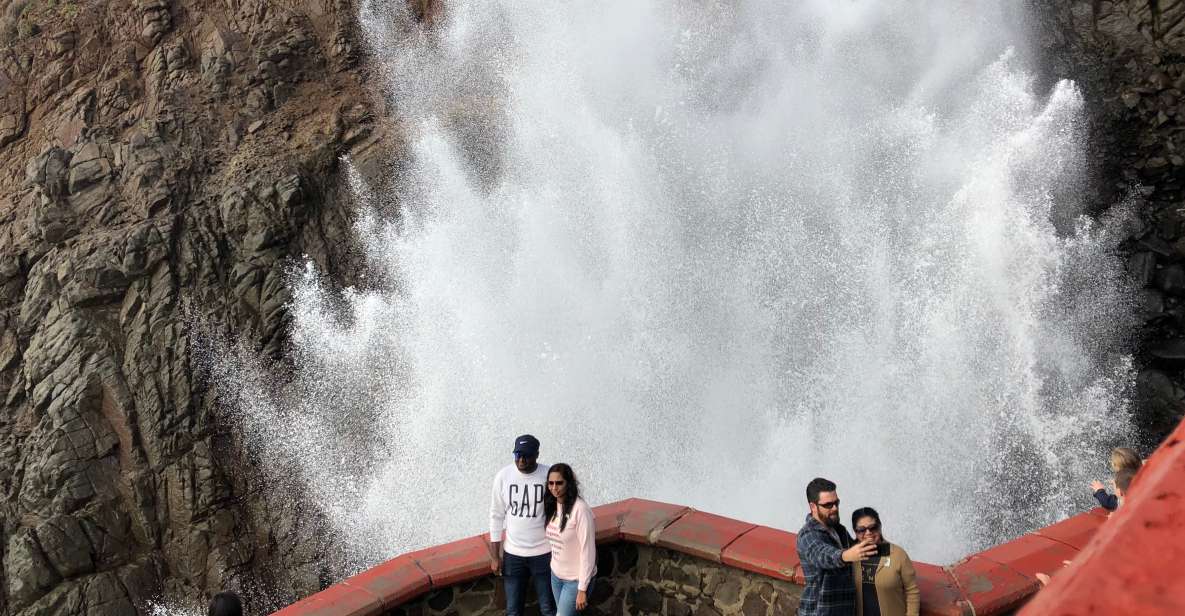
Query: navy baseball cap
[{"left": 512, "top": 434, "right": 540, "bottom": 457}]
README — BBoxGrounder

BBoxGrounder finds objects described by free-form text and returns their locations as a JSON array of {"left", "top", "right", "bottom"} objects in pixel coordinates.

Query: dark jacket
[
  {"left": 796, "top": 514, "right": 855, "bottom": 616},
  {"left": 1093, "top": 489, "right": 1118, "bottom": 511}
]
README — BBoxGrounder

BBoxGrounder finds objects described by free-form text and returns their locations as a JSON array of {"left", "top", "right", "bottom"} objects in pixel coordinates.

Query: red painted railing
[
  {"left": 270, "top": 501, "right": 1115, "bottom": 615},
  {"left": 272, "top": 416, "right": 1185, "bottom": 616},
  {"left": 1019, "top": 414, "right": 1185, "bottom": 616}
]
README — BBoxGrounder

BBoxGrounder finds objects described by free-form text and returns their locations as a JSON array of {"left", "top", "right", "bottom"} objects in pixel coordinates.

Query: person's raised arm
[
  {"left": 800, "top": 531, "right": 871, "bottom": 569},
  {"left": 1092, "top": 487, "right": 1118, "bottom": 511}
]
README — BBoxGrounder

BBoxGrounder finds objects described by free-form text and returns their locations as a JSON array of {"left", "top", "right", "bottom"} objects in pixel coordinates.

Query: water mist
[{"left": 213, "top": 0, "right": 1137, "bottom": 569}]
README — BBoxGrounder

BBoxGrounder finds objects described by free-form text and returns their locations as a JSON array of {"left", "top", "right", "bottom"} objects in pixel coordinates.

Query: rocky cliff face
[
  {"left": 1038, "top": 0, "right": 1185, "bottom": 444},
  {"left": 0, "top": 0, "right": 395, "bottom": 613},
  {"left": 0, "top": 0, "right": 1182, "bottom": 615}
]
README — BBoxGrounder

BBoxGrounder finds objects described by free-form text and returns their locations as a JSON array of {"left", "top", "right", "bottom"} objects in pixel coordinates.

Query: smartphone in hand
[{"left": 876, "top": 543, "right": 890, "bottom": 557}]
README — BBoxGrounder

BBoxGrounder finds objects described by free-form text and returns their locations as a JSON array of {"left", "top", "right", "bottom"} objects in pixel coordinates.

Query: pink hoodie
[{"left": 546, "top": 496, "right": 597, "bottom": 590}]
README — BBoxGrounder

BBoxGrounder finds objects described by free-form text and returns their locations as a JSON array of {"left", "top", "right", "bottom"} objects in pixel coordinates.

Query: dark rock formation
[
  {"left": 0, "top": 0, "right": 393, "bottom": 612},
  {"left": 1037, "top": 0, "right": 1185, "bottom": 445}
]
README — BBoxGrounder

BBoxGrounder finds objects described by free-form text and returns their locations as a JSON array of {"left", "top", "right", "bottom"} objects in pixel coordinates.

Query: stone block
[
  {"left": 271, "top": 582, "right": 384, "bottom": 616},
  {"left": 911, "top": 562, "right": 964, "bottom": 616},
  {"left": 720, "top": 525, "right": 798, "bottom": 582},
  {"left": 1031, "top": 510, "right": 1107, "bottom": 551},
  {"left": 770, "top": 590, "right": 797, "bottom": 615},
  {"left": 949, "top": 555, "right": 1038, "bottom": 615},
  {"left": 694, "top": 604, "right": 723, "bottom": 616},
  {"left": 629, "top": 584, "right": 662, "bottom": 613},
  {"left": 617, "top": 542, "right": 639, "bottom": 572},
  {"left": 407, "top": 535, "right": 496, "bottom": 588},
  {"left": 656, "top": 510, "right": 756, "bottom": 563},
  {"left": 617, "top": 498, "right": 691, "bottom": 544},
  {"left": 596, "top": 547, "right": 616, "bottom": 577},
  {"left": 342, "top": 554, "right": 431, "bottom": 609},
  {"left": 425, "top": 586, "right": 452, "bottom": 611},
  {"left": 972, "top": 533, "right": 1079, "bottom": 580},
  {"left": 589, "top": 576, "right": 615, "bottom": 606},
  {"left": 740, "top": 589, "right": 767, "bottom": 616},
  {"left": 590, "top": 499, "right": 630, "bottom": 540},
  {"left": 712, "top": 579, "right": 742, "bottom": 610},
  {"left": 453, "top": 588, "right": 493, "bottom": 613},
  {"left": 667, "top": 563, "right": 701, "bottom": 595},
  {"left": 701, "top": 566, "right": 724, "bottom": 596}
]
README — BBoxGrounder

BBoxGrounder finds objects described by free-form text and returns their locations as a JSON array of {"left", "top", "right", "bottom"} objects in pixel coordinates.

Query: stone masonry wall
[{"left": 389, "top": 544, "right": 801, "bottom": 616}]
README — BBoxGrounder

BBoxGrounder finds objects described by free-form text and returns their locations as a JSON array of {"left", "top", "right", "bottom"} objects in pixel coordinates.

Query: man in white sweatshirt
[{"left": 490, "top": 434, "right": 556, "bottom": 616}]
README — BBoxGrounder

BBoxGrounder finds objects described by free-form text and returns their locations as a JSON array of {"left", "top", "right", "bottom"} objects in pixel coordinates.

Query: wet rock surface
[
  {"left": 0, "top": 0, "right": 391, "bottom": 612},
  {"left": 1038, "top": 0, "right": 1185, "bottom": 445}
]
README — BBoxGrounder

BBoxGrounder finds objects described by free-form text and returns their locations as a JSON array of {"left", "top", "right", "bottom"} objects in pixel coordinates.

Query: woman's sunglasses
[{"left": 854, "top": 523, "right": 881, "bottom": 534}]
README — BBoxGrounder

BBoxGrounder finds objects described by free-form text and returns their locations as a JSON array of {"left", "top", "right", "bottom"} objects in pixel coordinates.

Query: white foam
[{"left": 213, "top": 0, "right": 1136, "bottom": 570}]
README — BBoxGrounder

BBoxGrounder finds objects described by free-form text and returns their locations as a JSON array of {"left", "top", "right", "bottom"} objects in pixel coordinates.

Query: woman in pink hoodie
[{"left": 544, "top": 463, "right": 597, "bottom": 615}]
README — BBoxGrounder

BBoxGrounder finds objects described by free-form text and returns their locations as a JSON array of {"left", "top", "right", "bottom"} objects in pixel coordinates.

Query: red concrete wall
[
  {"left": 271, "top": 417, "right": 1185, "bottom": 615},
  {"left": 1018, "top": 416, "right": 1185, "bottom": 616},
  {"left": 269, "top": 488, "right": 1143, "bottom": 616}
]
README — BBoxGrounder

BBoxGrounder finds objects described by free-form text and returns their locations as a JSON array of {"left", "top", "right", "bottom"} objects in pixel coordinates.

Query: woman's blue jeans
[{"left": 551, "top": 572, "right": 593, "bottom": 616}]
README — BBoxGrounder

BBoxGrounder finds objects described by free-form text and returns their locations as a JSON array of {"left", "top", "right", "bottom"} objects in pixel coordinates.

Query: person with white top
[
  {"left": 544, "top": 463, "right": 597, "bottom": 615},
  {"left": 490, "top": 434, "right": 556, "bottom": 616}
]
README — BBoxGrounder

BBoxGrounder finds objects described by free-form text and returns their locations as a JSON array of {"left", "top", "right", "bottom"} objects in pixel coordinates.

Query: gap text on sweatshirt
[{"left": 489, "top": 462, "right": 550, "bottom": 557}]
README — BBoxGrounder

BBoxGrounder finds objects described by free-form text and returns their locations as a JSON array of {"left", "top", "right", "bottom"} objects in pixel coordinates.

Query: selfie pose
[{"left": 850, "top": 508, "right": 920, "bottom": 616}]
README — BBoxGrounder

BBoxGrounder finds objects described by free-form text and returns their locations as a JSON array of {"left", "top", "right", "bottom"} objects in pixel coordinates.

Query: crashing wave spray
[{"left": 219, "top": 0, "right": 1136, "bottom": 567}]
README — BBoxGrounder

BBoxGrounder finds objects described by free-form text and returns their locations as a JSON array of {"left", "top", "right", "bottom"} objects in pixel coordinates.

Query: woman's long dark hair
[{"left": 543, "top": 463, "right": 580, "bottom": 532}]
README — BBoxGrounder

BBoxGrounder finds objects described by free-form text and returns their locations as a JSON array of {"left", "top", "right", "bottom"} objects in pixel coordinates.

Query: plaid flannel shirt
[{"left": 796, "top": 514, "right": 856, "bottom": 616}]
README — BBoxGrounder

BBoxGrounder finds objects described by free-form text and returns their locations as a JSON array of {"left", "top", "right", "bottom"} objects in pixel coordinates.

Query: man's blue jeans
[{"left": 504, "top": 552, "right": 556, "bottom": 616}]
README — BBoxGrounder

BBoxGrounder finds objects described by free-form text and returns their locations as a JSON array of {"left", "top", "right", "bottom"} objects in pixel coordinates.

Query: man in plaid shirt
[{"left": 796, "top": 477, "right": 877, "bottom": 616}]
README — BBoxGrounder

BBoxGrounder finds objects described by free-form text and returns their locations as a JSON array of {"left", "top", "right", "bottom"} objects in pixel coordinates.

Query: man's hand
[
  {"left": 489, "top": 541, "right": 502, "bottom": 575},
  {"left": 1090, "top": 480, "right": 1105, "bottom": 492},
  {"left": 576, "top": 590, "right": 588, "bottom": 610},
  {"left": 841, "top": 538, "right": 878, "bottom": 563}
]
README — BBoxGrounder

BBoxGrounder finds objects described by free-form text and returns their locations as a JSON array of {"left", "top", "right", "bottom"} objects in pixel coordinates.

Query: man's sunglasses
[
  {"left": 816, "top": 500, "right": 840, "bottom": 510},
  {"left": 855, "top": 523, "right": 881, "bottom": 534}
]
